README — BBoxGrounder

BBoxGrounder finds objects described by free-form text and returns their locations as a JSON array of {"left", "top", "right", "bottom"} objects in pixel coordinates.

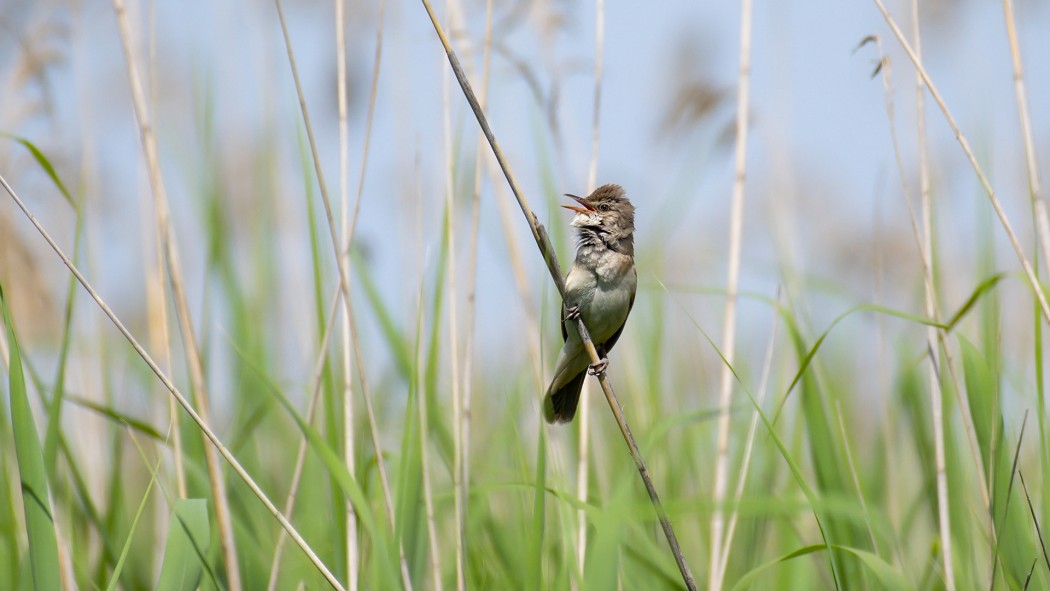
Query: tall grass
[{"left": 2, "top": 0, "right": 1050, "bottom": 589}]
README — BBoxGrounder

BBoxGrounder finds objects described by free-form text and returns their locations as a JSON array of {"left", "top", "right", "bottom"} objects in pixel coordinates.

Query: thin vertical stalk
[
  {"left": 709, "top": 0, "right": 752, "bottom": 587},
  {"left": 576, "top": 0, "right": 605, "bottom": 576},
  {"left": 144, "top": 194, "right": 183, "bottom": 497},
  {"left": 416, "top": 280, "right": 444, "bottom": 591},
  {"left": 342, "top": 0, "right": 412, "bottom": 585},
  {"left": 863, "top": 33, "right": 985, "bottom": 571},
  {"left": 461, "top": 3, "right": 495, "bottom": 587},
  {"left": 334, "top": 0, "right": 360, "bottom": 587},
  {"left": 272, "top": 0, "right": 387, "bottom": 583},
  {"left": 110, "top": 3, "right": 241, "bottom": 588},
  {"left": 1002, "top": 0, "right": 1050, "bottom": 275},
  {"left": 141, "top": 0, "right": 184, "bottom": 502},
  {"left": 911, "top": 4, "right": 954, "bottom": 588},
  {"left": 715, "top": 289, "right": 780, "bottom": 586},
  {"left": 439, "top": 1, "right": 466, "bottom": 585},
  {"left": 1002, "top": 0, "right": 1050, "bottom": 533}
]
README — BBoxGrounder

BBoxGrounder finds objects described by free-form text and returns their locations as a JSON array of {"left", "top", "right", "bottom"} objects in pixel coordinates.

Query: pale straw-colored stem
[
  {"left": 414, "top": 278, "right": 445, "bottom": 591},
  {"left": 910, "top": 6, "right": 954, "bottom": 589},
  {"left": 1002, "top": 0, "right": 1050, "bottom": 275},
  {"left": 143, "top": 193, "right": 183, "bottom": 498},
  {"left": 0, "top": 173, "right": 345, "bottom": 590},
  {"left": 860, "top": 34, "right": 982, "bottom": 575},
  {"left": 141, "top": 0, "right": 184, "bottom": 502},
  {"left": 334, "top": 0, "right": 360, "bottom": 588},
  {"left": 273, "top": 0, "right": 398, "bottom": 584},
  {"left": 460, "top": 3, "right": 494, "bottom": 586},
  {"left": 110, "top": 3, "right": 241, "bottom": 587},
  {"left": 715, "top": 289, "right": 779, "bottom": 586},
  {"left": 709, "top": 0, "right": 752, "bottom": 587},
  {"left": 576, "top": 0, "right": 605, "bottom": 576},
  {"left": 339, "top": 6, "right": 412, "bottom": 588},
  {"left": 438, "top": 2, "right": 467, "bottom": 585},
  {"left": 873, "top": 0, "right": 1050, "bottom": 324}
]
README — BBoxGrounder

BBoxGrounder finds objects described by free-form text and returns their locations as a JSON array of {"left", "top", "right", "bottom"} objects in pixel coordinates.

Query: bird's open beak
[{"left": 561, "top": 193, "right": 595, "bottom": 214}]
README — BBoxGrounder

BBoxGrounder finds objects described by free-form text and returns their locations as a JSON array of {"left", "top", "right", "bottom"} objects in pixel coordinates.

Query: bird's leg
[{"left": 588, "top": 345, "right": 609, "bottom": 376}]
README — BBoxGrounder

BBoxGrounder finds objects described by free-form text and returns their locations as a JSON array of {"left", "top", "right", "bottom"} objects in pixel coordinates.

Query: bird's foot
[
  {"left": 588, "top": 357, "right": 609, "bottom": 376},
  {"left": 564, "top": 305, "right": 581, "bottom": 322}
]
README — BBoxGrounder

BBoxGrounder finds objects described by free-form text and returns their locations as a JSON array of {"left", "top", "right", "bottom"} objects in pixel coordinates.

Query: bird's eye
[{"left": 599, "top": 203, "right": 610, "bottom": 212}]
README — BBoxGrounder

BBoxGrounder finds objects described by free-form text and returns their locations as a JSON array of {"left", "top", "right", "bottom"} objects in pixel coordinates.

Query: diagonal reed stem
[
  {"left": 0, "top": 172, "right": 346, "bottom": 591},
  {"left": 873, "top": 0, "right": 1050, "bottom": 325},
  {"left": 419, "top": 2, "right": 696, "bottom": 588}
]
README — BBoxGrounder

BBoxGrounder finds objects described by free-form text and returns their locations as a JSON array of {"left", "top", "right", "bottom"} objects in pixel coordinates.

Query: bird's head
[{"left": 562, "top": 184, "right": 635, "bottom": 240}]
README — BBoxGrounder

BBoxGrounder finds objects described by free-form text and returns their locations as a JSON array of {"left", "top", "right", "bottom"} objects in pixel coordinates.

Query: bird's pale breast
[{"left": 564, "top": 250, "right": 636, "bottom": 344}]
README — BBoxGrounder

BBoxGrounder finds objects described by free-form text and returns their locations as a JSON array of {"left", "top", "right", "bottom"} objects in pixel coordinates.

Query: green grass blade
[
  {"left": 64, "top": 395, "right": 166, "bottom": 442},
  {"left": 729, "top": 544, "right": 825, "bottom": 591},
  {"left": 156, "top": 499, "right": 210, "bottom": 591},
  {"left": 729, "top": 544, "right": 912, "bottom": 591},
  {"left": 43, "top": 186, "right": 83, "bottom": 477},
  {"left": 527, "top": 421, "right": 547, "bottom": 590},
  {"left": 105, "top": 454, "right": 160, "bottom": 591},
  {"left": 1, "top": 284, "right": 62, "bottom": 591},
  {"left": 0, "top": 134, "right": 74, "bottom": 206},
  {"left": 352, "top": 247, "right": 413, "bottom": 377},
  {"left": 224, "top": 335, "right": 397, "bottom": 586}
]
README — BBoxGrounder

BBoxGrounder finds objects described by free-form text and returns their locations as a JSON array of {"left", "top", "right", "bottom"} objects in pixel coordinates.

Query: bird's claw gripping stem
[
  {"left": 588, "top": 357, "right": 609, "bottom": 376},
  {"left": 565, "top": 305, "right": 581, "bottom": 322}
]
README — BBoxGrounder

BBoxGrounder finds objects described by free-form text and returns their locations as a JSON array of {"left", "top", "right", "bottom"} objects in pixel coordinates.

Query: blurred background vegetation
[{"left": 2, "top": 0, "right": 1050, "bottom": 588}]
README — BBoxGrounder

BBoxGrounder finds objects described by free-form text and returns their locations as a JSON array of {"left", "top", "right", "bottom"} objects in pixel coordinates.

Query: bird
[{"left": 544, "top": 184, "right": 637, "bottom": 424}]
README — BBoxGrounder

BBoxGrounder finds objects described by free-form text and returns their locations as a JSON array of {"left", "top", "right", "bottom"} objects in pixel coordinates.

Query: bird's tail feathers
[{"left": 544, "top": 370, "right": 587, "bottom": 423}]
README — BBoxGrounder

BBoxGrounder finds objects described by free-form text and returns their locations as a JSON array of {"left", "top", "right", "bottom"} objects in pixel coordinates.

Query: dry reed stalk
[
  {"left": 338, "top": 0, "right": 413, "bottom": 587},
  {"left": 414, "top": 277, "right": 445, "bottom": 591},
  {"left": 333, "top": 1, "right": 360, "bottom": 588},
  {"left": 715, "top": 289, "right": 779, "bottom": 586},
  {"left": 110, "top": 2, "right": 241, "bottom": 587},
  {"left": 272, "top": 0, "right": 396, "bottom": 585},
  {"left": 461, "top": 3, "right": 495, "bottom": 587},
  {"left": 140, "top": 0, "right": 184, "bottom": 502},
  {"left": 142, "top": 181, "right": 183, "bottom": 498},
  {"left": 709, "top": 0, "right": 752, "bottom": 587},
  {"left": 860, "top": 37, "right": 975, "bottom": 576},
  {"left": 1002, "top": 0, "right": 1050, "bottom": 276},
  {"left": 576, "top": 0, "right": 605, "bottom": 577},
  {"left": 439, "top": 2, "right": 467, "bottom": 583},
  {"left": 0, "top": 172, "right": 346, "bottom": 590},
  {"left": 869, "top": 16, "right": 1002, "bottom": 586},
  {"left": 873, "top": 0, "right": 1050, "bottom": 324},
  {"left": 419, "top": 2, "right": 696, "bottom": 587},
  {"left": 909, "top": 7, "right": 954, "bottom": 589}
]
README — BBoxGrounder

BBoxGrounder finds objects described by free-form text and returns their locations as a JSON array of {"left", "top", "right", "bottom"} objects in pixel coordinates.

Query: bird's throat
[{"left": 576, "top": 226, "right": 634, "bottom": 257}]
